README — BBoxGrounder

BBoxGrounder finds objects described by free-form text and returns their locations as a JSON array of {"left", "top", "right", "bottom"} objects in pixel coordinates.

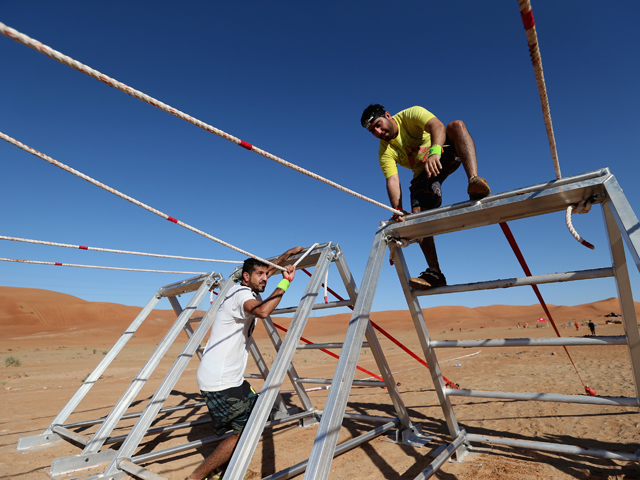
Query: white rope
[
  {"left": 0, "top": 257, "right": 204, "bottom": 274},
  {"left": 0, "top": 131, "right": 286, "bottom": 272},
  {"left": 292, "top": 243, "right": 320, "bottom": 267},
  {"left": 0, "top": 22, "right": 401, "bottom": 217},
  {"left": 518, "top": 1, "right": 593, "bottom": 249},
  {"left": 0, "top": 235, "right": 242, "bottom": 263}
]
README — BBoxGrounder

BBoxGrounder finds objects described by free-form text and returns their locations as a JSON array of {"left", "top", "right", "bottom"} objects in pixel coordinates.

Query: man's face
[
  {"left": 367, "top": 112, "right": 395, "bottom": 141},
  {"left": 244, "top": 266, "right": 269, "bottom": 293}
]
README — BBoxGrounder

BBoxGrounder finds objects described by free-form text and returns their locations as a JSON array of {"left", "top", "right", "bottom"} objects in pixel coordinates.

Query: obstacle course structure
[
  {"left": 17, "top": 169, "right": 640, "bottom": 480},
  {"left": 18, "top": 243, "right": 432, "bottom": 480}
]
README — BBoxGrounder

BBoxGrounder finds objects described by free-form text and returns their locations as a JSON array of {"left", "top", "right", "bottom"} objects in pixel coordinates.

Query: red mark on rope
[
  {"left": 582, "top": 239, "right": 595, "bottom": 250},
  {"left": 79, "top": 246, "right": 88, "bottom": 250},
  {"left": 521, "top": 9, "right": 535, "bottom": 30},
  {"left": 55, "top": 262, "right": 62, "bottom": 266},
  {"left": 239, "top": 140, "right": 253, "bottom": 150},
  {"left": 167, "top": 216, "right": 178, "bottom": 223}
]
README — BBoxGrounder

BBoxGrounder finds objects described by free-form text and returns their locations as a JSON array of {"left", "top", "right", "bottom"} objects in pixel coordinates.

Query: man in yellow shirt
[{"left": 361, "top": 104, "right": 490, "bottom": 289}]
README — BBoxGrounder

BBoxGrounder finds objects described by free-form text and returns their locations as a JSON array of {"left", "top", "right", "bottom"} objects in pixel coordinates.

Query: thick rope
[
  {"left": 0, "top": 235, "right": 242, "bottom": 263},
  {"left": 500, "top": 222, "right": 596, "bottom": 396},
  {"left": 0, "top": 131, "right": 285, "bottom": 272},
  {"left": 0, "top": 257, "right": 204, "bottom": 274},
  {"left": 518, "top": 1, "right": 593, "bottom": 249},
  {"left": 0, "top": 22, "right": 401, "bottom": 217}
]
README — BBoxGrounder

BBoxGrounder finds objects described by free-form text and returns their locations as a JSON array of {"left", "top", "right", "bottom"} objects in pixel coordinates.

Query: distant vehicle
[{"left": 604, "top": 312, "right": 621, "bottom": 317}]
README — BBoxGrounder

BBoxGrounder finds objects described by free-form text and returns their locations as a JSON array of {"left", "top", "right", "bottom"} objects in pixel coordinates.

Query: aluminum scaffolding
[
  {"left": 19, "top": 243, "right": 429, "bottom": 480},
  {"left": 301, "top": 168, "right": 640, "bottom": 480},
  {"left": 18, "top": 169, "right": 640, "bottom": 479}
]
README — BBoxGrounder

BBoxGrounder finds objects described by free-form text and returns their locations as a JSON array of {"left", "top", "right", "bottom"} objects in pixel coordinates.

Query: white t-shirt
[{"left": 197, "top": 284, "right": 257, "bottom": 392}]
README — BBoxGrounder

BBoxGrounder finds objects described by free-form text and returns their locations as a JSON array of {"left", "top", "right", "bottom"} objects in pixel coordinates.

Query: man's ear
[
  {"left": 385, "top": 111, "right": 392, "bottom": 119},
  {"left": 243, "top": 271, "right": 250, "bottom": 284}
]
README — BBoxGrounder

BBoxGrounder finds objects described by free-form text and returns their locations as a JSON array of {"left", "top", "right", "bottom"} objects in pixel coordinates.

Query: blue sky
[{"left": 1, "top": 1, "right": 639, "bottom": 314}]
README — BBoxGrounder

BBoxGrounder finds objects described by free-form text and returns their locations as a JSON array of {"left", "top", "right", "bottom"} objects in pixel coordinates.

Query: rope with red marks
[
  {"left": 0, "top": 131, "right": 285, "bottom": 273},
  {"left": 0, "top": 257, "right": 204, "bottom": 274},
  {"left": 500, "top": 222, "right": 596, "bottom": 396},
  {"left": 0, "top": 22, "right": 401, "bottom": 217},
  {"left": 0, "top": 235, "right": 242, "bottom": 264},
  {"left": 518, "top": 1, "right": 594, "bottom": 249},
  {"left": 301, "top": 268, "right": 460, "bottom": 389}
]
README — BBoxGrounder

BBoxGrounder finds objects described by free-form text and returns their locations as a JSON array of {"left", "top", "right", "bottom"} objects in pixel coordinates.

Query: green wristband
[
  {"left": 277, "top": 279, "right": 290, "bottom": 292},
  {"left": 428, "top": 145, "right": 443, "bottom": 157}
]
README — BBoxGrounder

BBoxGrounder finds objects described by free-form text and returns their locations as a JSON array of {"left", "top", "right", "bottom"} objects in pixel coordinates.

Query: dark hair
[
  {"left": 361, "top": 104, "right": 386, "bottom": 128},
  {"left": 241, "top": 258, "right": 268, "bottom": 280}
]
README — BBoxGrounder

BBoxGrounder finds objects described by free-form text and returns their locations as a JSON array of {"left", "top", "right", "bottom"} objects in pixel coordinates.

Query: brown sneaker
[
  {"left": 409, "top": 269, "right": 447, "bottom": 290},
  {"left": 467, "top": 176, "right": 491, "bottom": 200}
]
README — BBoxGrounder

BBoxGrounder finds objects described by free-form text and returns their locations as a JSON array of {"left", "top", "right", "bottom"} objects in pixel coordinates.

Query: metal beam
[
  {"left": 385, "top": 170, "right": 610, "bottom": 241},
  {"left": 415, "top": 267, "right": 613, "bottom": 297},
  {"left": 431, "top": 336, "right": 628, "bottom": 348},
  {"left": 447, "top": 389, "right": 639, "bottom": 406}
]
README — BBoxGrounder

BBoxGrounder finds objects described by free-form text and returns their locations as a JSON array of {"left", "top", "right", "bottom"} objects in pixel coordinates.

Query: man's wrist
[
  {"left": 277, "top": 279, "right": 290, "bottom": 292},
  {"left": 428, "top": 145, "right": 443, "bottom": 157}
]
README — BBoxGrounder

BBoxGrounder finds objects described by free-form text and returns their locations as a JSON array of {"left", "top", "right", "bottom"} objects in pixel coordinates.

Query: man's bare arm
[
  {"left": 423, "top": 117, "right": 447, "bottom": 178},
  {"left": 244, "top": 265, "right": 296, "bottom": 318},
  {"left": 267, "top": 246, "right": 305, "bottom": 278},
  {"left": 386, "top": 174, "right": 409, "bottom": 221}
]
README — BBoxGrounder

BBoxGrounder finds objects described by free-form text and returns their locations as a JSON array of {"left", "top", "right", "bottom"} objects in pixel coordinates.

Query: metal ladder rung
[
  {"left": 431, "top": 335, "right": 628, "bottom": 348},
  {"left": 414, "top": 267, "right": 614, "bottom": 297},
  {"left": 447, "top": 389, "right": 640, "bottom": 407}
]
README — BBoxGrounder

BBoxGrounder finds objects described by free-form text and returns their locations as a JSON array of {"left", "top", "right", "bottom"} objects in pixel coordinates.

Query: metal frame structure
[
  {"left": 300, "top": 168, "right": 640, "bottom": 480},
  {"left": 19, "top": 169, "right": 640, "bottom": 480},
  {"left": 19, "top": 243, "right": 428, "bottom": 480}
]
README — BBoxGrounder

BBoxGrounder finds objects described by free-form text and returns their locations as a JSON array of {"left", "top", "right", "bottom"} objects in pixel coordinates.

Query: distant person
[
  {"left": 187, "top": 247, "right": 303, "bottom": 480},
  {"left": 574, "top": 322, "right": 579, "bottom": 331},
  {"left": 361, "top": 104, "right": 490, "bottom": 290},
  {"left": 588, "top": 320, "right": 596, "bottom": 335}
]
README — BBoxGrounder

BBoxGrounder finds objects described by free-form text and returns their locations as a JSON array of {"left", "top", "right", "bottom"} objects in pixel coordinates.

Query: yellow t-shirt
[{"left": 378, "top": 106, "right": 436, "bottom": 179}]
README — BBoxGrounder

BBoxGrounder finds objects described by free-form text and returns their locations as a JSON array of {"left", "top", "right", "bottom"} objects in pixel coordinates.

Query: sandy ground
[{"left": 1, "top": 287, "right": 639, "bottom": 480}]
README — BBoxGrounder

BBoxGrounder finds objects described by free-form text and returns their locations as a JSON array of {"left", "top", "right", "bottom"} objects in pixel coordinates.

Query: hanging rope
[
  {"left": 0, "top": 235, "right": 242, "bottom": 263},
  {"left": 518, "top": 0, "right": 594, "bottom": 249},
  {"left": 0, "top": 257, "right": 204, "bottom": 274},
  {"left": 0, "top": 131, "right": 286, "bottom": 273},
  {"left": 0, "top": 22, "right": 401, "bottom": 217},
  {"left": 301, "top": 268, "right": 460, "bottom": 389},
  {"left": 500, "top": 222, "right": 596, "bottom": 396}
]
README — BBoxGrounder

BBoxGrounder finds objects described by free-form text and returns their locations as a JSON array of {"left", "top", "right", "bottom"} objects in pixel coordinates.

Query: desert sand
[{"left": 1, "top": 286, "right": 639, "bottom": 479}]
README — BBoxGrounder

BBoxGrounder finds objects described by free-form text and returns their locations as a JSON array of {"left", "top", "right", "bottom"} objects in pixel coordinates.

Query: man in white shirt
[{"left": 188, "top": 247, "right": 303, "bottom": 480}]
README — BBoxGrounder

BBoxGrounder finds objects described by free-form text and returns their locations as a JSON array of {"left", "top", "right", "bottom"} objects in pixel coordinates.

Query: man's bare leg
[
  {"left": 418, "top": 236, "right": 440, "bottom": 272},
  {"left": 446, "top": 120, "right": 477, "bottom": 179},
  {"left": 447, "top": 120, "right": 490, "bottom": 200},
  {"left": 188, "top": 433, "right": 239, "bottom": 480}
]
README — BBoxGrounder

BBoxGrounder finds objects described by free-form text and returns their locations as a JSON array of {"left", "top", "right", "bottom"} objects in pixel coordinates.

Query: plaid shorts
[
  {"left": 409, "top": 138, "right": 461, "bottom": 210},
  {"left": 202, "top": 381, "right": 258, "bottom": 437}
]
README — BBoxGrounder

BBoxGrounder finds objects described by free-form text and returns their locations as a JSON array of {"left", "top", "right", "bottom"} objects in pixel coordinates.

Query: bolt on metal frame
[{"left": 302, "top": 168, "right": 640, "bottom": 480}]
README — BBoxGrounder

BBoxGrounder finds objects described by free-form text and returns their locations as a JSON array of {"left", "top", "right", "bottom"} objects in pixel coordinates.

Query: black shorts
[
  {"left": 202, "top": 380, "right": 258, "bottom": 437},
  {"left": 409, "top": 138, "right": 461, "bottom": 211}
]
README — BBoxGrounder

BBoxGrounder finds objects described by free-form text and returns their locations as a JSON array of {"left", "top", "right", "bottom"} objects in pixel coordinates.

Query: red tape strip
[
  {"left": 239, "top": 140, "right": 253, "bottom": 150},
  {"left": 167, "top": 216, "right": 178, "bottom": 223},
  {"left": 521, "top": 9, "right": 535, "bottom": 30},
  {"left": 55, "top": 262, "right": 62, "bottom": 266},
  {"left": 79, "top": 246, "right": 88, "bottom": 250}
]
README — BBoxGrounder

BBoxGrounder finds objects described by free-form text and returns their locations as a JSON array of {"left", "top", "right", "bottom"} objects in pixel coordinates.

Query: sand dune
[{"left": 1, "top": 287, "right": 639, "bottom": 479}]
